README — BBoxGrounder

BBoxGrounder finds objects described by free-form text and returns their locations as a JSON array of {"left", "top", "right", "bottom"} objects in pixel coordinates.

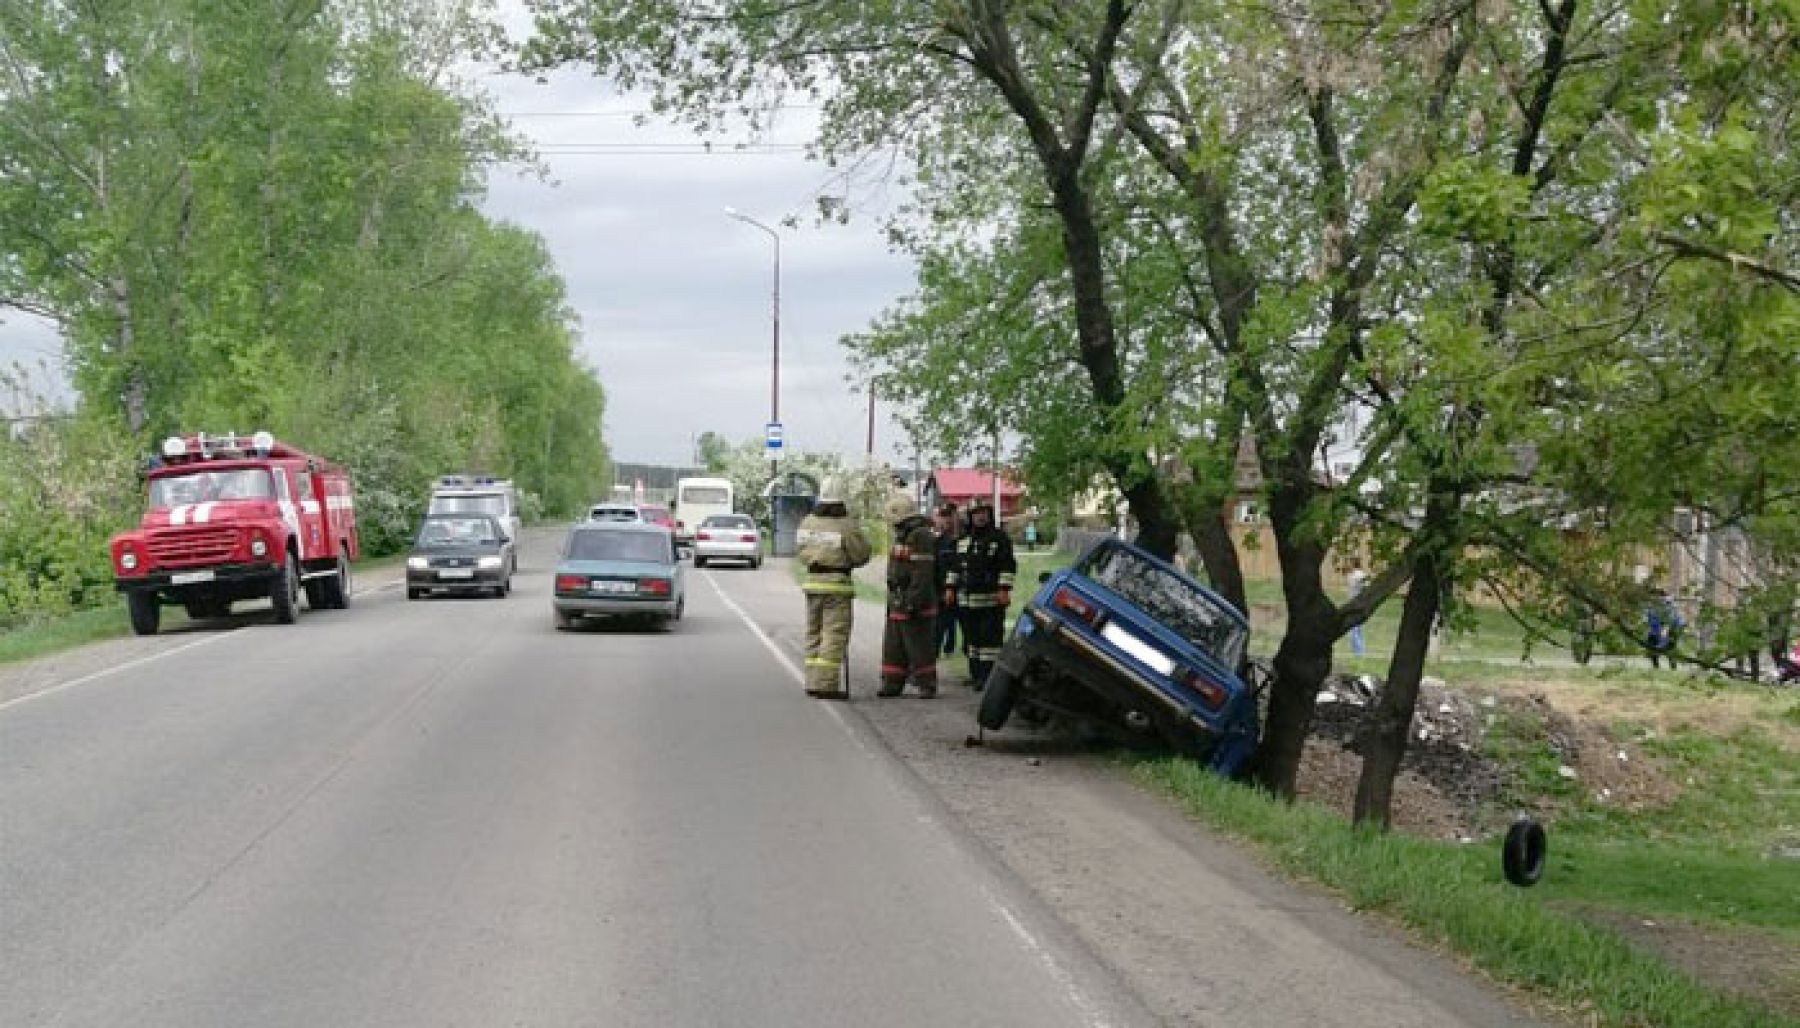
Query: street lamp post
[{"left": 725, "top": 207, "right": 781, "bottom": 483}]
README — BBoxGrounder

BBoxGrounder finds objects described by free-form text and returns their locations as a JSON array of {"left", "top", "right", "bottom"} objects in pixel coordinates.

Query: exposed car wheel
[
  {"left": 304, "top": 581, "right": 328, "bottom": 610},
  {"left": 673, "top": 596, "right": 685, "bottom": 621},
  {"left": 1502, "top": 818, "right": 1548, "bottom": 886},
  {"left": 976, "top": 661, "right": 1020, "bottom": 730},
  {"left": 270, "top": 552, "right": 300, "bottom": 625},
  {"left": 322, "top": 547, "right": 351, "bottom": 609},
  {"left": 126, "top": 591, "right": 160, "bottom": 636},
  {"left": 502, "top": 574, "right": 512, "bottom": 596},
  {"left": 695, "top": 556, "right": 708, "bottom": 569},
  {"left": 553, "top": 609, "right": 575, "bottom": 631},
  {"left": 407, "top": 587, "right": 423, "bottom": 600},
  {"left": 751, "top": 556, "right": 763, "bottom": 569}
]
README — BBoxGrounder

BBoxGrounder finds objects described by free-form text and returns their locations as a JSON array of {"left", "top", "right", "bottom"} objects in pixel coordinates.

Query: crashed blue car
[{"left": 977, "top": 536, "right": 1261, "bottom": 775}]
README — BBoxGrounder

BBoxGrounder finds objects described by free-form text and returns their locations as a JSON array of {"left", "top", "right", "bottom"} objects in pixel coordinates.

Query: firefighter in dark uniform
[
  {"left": 879, "top": 491, "right": 939, "bottom": 697},
  {"left": 795, "top": 479, "right": 872, "bottom": 699},
  {"left": 946, "top": 498, "right": 1016, "bottom": 689},
  {"left": 932, "top": 503, "right": 961, "bottom": 657}
]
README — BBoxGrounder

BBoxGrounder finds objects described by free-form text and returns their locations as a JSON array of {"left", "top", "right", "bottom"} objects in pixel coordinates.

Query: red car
[{"left": 638, "top": 504, "right": 675, "bottom": 531}]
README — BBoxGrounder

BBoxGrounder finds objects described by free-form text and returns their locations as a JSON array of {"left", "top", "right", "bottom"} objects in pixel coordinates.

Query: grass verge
[
  {"left": 1132, "top": 756, "right": 1797, "bottom": 1027},
  {"left": 0, "top": 551, "right": 408, "bottom": 668},
  {"left": 0, "top": 602, "right": 136, "bottom": 666}
]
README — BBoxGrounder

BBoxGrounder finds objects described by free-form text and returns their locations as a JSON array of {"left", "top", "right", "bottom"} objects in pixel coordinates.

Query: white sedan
[{"left": 693, "top": 514, "right": 763, "bottom": 569}]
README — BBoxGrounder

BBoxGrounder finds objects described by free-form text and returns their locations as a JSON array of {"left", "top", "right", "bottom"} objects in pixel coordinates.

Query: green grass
[
  {"left": 0, "top": 602, "right": 138, "bottom": 666},
  {"left": 0, "top": 551, "right": 405, "bottom": 668},
  {"left": 1133, "top": 757, "right": 1797, "bottom": 1027}
]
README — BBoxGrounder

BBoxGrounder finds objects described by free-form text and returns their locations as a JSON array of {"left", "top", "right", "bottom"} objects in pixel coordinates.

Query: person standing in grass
[
  {"left": 1645, "top": 591, "right": 1683, "bottom": 669},
  {"left": 1345, "top": 563, "right": 1369, "bottom": 657}
]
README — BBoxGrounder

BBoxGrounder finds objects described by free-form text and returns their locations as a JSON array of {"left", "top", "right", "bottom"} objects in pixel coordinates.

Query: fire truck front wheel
[
  {"left": 126, "top": 591, "right": 161, "bottom": 636},
  {"left": 271, "top": 552, "right": 301, "bottom": 625}
]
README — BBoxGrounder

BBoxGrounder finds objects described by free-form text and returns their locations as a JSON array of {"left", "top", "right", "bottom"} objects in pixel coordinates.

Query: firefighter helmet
[{"left": 884, "top": 491, "right": 917, "bottom": 523}]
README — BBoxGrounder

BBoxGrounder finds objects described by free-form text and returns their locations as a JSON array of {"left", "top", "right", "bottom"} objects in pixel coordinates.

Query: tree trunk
[
  {"left": 1252, "top": 478, "right": 1336, "bottom": 798},
  {"left": 1045, "top": 160, "right": 1182, "bottom": 560},
  {"left": 1178, "top": 487, "right": 1246, "bottom": 613},
  {"left": 1353, "top": 552, "right": 1441, "bottom": 828}
]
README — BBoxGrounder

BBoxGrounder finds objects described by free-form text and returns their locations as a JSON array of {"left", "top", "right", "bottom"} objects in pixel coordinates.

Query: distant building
[{"left": 923, "top": 468, "right": 1025, "bottom": 518}]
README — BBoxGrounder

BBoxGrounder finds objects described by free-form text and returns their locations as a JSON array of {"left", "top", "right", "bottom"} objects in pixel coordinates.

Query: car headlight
[
  {"left": 250, "top": 538, "right": 268, "bottom": 558},
  {"left": 477, "top": 555, "right": 503, "bottom": 569},
  {"left": 407, "top": 556, "right": 428, "bottom": 570},
  {"left": 120, "top": 552, "right": 138, "bottom": 571}
]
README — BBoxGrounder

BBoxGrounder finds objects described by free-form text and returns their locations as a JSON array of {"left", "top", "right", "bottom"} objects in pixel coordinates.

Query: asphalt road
[{"left": 0, "top": 534, "right": 1148, "bottom": 1028}]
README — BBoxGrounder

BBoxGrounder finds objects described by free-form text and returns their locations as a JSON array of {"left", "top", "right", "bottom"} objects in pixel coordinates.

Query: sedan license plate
[
  {"left": 438, "top": 569, "right": 475, "bottom": 580},
  {"left": 1100, "top": 622, "right": 1175, "bottom": 677},
  {"left": 591, "top": 580, "right": 634, "bottom": 594},
  {"left": 171, "top": 570, "right": 215, "bottom": 586}
]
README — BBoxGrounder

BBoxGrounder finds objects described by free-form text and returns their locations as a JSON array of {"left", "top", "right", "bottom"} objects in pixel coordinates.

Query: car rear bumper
[
  {"left": 1006, "top": 607, "right": 1226, "bottom": 736},
  {"left": 554, "top": 596, "right": 679, "bottom": 617},
  {"left": 694, "top": 542, "right": 759, "bottom": 561}
]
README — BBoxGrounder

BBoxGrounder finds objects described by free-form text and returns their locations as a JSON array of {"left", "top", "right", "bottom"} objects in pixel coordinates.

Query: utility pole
[
  {"left": 865, "top": 382, "right": 876, "bottom": 457},
  {"left": 726, "top": 207, "right": 781, "bottom": 483}
]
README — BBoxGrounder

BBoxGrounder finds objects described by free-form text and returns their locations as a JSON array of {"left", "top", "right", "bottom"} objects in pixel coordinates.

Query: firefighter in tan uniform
[
  {"left": 880, "top": 492, "right": 940, "bottom": 697},
  {"left": 796, "top": 480, "right": 872, "bottom": 699}
]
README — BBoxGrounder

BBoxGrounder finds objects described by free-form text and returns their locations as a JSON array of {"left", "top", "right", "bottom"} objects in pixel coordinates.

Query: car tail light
[
  {"left": 739, "top": 533, "right": 756, "bottom": 543},
  {"left": 1177, "top": 666, "right": 1228, "bottom": 710},
  {"left": 555, "top": 574, "right": 588, "bottom": 594},
  {"left": 1052, "top": 586, "right": 1103, "bottom": 626},
  {"left": 639, "top": 578, "right": 671, "bottom": 596},
  {"left": 697, "top": 531, "right": 712, "bottom": 541}
]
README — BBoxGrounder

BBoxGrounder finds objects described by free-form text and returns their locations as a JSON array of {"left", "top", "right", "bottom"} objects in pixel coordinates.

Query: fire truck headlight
[
  {"left": 120, "top": 552, "right": 139, "bottom": 571},
  {"left": 250, "top": 538, "right": 268, "bottom": 558},
  {"left": 477, "top": 555, "right": 503, "bottom": 569},
  {"left": 161, "top": 436, "right": 187, "bottom": 458},
  {"left": 407, "top": 557, "right": 429, "bottom": 570}
]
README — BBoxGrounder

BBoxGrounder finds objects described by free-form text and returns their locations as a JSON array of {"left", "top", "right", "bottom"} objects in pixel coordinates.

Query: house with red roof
[{"left": 923, "top": 468, "right": 1025, "bottom": 519}]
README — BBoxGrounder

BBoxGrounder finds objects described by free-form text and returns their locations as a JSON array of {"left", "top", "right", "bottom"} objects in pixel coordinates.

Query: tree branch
[{"left": 1652, "top": 232, "right": 1800, "bottom": 293}]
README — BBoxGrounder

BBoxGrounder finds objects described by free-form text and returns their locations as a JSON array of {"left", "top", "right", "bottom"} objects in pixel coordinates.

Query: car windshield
[
  {"left": 703, "top": 516, "right": 753, "bottom": 530},
  {"left": 566, "top": 530, "right": 669, "bottom": 564},
  {"left": 430, "top": 493, "right": 506, "bottom": 518},
  {"left": 148, "top": 469, "right": 275, "bottom": 507},
  {"left": 681, "top": 486, "right": 729, "bottom": 505},
  {"left": 416, "top": 517, "right": 499, "bottom": 547},
  {"left": 1079, "top": 544, "right": 1248, "bottom": 669}
]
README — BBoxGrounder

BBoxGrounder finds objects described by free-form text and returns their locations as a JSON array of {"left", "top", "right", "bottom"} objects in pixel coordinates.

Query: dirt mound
[{"left": 1298, "top": 675, "right": 1678, "bottom": 838}]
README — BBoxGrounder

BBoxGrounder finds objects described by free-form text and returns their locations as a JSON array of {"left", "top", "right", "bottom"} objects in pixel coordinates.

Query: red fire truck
[{"left": 109, "top": 431, "right": 360, "bottom": 635}]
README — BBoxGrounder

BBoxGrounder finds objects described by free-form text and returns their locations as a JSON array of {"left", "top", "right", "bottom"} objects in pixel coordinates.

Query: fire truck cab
[{"left": 109, "top": 431, "right": 360, "bottom": 635}]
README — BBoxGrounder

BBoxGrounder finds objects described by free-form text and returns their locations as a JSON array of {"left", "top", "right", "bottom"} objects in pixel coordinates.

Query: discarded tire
[{"left": 1502, "top": 818, "right": 1547, "bottom": 886}]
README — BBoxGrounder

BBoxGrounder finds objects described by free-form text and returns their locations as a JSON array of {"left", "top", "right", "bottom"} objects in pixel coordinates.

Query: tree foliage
[{"left": 0, "top": 0, "right": 609, "bottom": 619}]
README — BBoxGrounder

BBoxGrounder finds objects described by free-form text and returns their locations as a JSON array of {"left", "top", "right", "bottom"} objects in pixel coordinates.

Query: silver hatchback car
[{"left": 692, "top": 514, "right": 762, "bottom": 569}]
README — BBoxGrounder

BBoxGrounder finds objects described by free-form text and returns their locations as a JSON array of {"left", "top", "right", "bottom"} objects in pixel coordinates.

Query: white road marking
[
  {"left": 701, "top": 571, "right": 869, "bottom": 746},
  {"left": 704, "top": 569, "right": 1108, "bottom": 1028},
  {"left": 985, "top": 885, "right": 1114, "bottom": 1028},
  {"left": 0, "top": 572, "right": 403, "bottom": 715},
  {"left": 0, "top": 633, "right": 233, "bottom": 714}
]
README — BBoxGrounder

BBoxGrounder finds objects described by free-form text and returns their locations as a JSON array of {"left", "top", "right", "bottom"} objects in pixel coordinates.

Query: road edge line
[
  {"left": 0, "top": 632, "right": 234, "bottom": 714},
  {"left": 702, "top": 568, "right": 1120, "bottom": 1028}
]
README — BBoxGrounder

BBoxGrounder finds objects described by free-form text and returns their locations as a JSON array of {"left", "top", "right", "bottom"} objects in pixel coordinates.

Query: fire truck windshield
[{"left": 148, "top": 469, "right": 276, "bottom": 507}]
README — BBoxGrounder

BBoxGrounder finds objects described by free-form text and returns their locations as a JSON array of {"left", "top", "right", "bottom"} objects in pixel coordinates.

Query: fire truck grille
[{"left": 147, "top": 527, "right": 239, "bottom": 566}]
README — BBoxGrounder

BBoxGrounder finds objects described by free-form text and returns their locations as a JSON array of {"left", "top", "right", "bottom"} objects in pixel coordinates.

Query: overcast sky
[{"left": 0, "top": 4, "right": 923, "bottom": 470}]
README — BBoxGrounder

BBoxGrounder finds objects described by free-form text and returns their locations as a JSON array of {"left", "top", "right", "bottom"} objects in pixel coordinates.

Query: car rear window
[
  {"left": 1079, "top": 544, "right": 1247, "bottom": 669},
  {"left": 566, "top": 530, "right": 670, "bottom": 564},
  {"left": 703, "top": 516, "right": 754, "bottom": 529}
]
